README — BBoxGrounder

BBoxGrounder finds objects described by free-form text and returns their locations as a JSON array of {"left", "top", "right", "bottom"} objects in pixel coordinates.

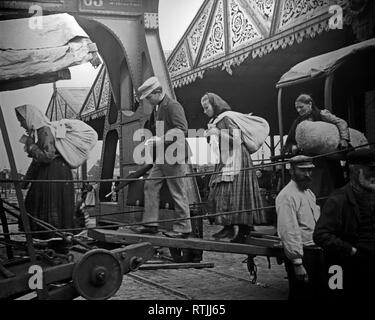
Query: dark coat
[
  {"left": 146, "top": 94, "right": 191, "bottom": 164},
  {"left": 313, "top": 183, "right": 360, "bottom": 261}
]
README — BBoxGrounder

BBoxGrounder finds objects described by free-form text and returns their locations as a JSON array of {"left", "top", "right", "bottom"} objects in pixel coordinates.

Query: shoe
[
  {"left": 212, "top": 226, "right": 233, "bottom": 239},
  {"left": 131, "top": 225, "right": 159, "bottom": 235},
  {"left": 230, "top": 233, "right": 248, "bottom": 243},
  {"left": 230, "top": 225, "right": 249, "bottom": 243},
  {"left": 222, "top": 225, "right": 239, "bottom": 241},
  {"left": 163, "top": 231, "right": 190, "bottom": 239}
]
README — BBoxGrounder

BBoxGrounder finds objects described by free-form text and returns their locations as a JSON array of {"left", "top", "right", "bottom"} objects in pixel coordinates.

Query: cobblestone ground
[
  {"left": 111, "top": 253, "right": 288, "bottom": 300},
  {"left": 110, "top": 222, "right": 288, "bottom": 300}
]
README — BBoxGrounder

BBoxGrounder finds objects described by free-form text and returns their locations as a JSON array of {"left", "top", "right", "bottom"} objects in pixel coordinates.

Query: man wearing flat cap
[
  {"left": 276, "top": 155, "right": 323, "bottom": 300},
  {"left": 133, "top": 76, "right": 192, "bottom": 238},
  {"left": 314, "top": 148, "right": 375, "bottom": 299}
]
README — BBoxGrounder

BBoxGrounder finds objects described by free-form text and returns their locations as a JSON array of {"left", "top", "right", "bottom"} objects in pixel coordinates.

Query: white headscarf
[{"left": 15, "top": 104, "right": 51, "bottom": 133}]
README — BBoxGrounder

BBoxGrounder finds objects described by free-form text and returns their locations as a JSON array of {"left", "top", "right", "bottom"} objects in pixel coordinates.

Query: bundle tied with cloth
[
  {"left": 0, "top": 13, "right": 101, "bottom": 91},
  {"left": 17, "top": 104, "right": 98, "bottom": 168},
  {"left": 295, "top": 120, "right": 369, "bottom": 158},
  {"left": 207, "top": 111, "right": 269, "bottom": 176}
]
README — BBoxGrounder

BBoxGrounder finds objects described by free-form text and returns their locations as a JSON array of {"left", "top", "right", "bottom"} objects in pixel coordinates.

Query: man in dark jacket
[
  {"left": 132, "top": 76, "right": 192, "bottom": 238},
  {"left": 314, "top": 149, "right": 375, "bottom": 299}
]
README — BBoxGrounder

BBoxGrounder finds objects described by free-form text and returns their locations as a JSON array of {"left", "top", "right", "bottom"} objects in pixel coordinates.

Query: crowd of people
[
  {"left": 14, "top": 75, "right": 374, "bottom": 300},
  {"left": 276, "top": 94, "right": 374, "bottom": 300}
]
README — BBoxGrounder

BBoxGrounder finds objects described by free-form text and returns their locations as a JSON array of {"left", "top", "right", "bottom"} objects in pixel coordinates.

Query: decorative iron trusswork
[
  {"left": 279, "top": 0, "right": 330, "bottom": 30},
  {"left": 93, "top": 68, "right": 105, "bottom": 106},
  {"left": 55, "top": 96, "right": 64, "bottom": 120},
  {"left": 173, "top": 70, "right": 206, "bottom": 88},
  {"left": 252, "top": 20, "right": 330, "bottom": 58},
  {"left": 187, "top": 0, "right": 215, "bottom": 64},
  {"left": 81, "top": 93, "right": 95, "bottom": 116},
  {"left": 200, "top": 0, "right": 226, "bottom": 64},
  {"left": 229, "top": 0, "right": 263, "bottom": 52},
  {"left": 221, "top": 52, "right": 250, "bottom": 75},
  {"left": 64, "top": 98, "right": 76, "bottom": 119},
  {"left": 99, "top": 71, "right": 111, "bottom": 109},
  {"left": 249, "top": 0, "right": 275, "bottom": 22},
  {"left": 168, "top": 43, "right": 192, "bottom": 78},
  {"left": 170, "top": 0, "right": 352, "bottom": 88},
  {"left": 80, "top": 67, "right": 110, "bottom": 117}
]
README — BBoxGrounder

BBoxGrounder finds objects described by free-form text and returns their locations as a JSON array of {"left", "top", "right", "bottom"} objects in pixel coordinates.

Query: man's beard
[{"left": 295, "top": 177, "right": 312, "bottom": 191}]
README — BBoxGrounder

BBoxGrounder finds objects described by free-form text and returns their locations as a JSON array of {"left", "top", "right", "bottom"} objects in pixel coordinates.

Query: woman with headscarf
[
  {"left": 201, "top": 93, "right": 267, "bottom": 242},
  {"left": 283, "top": 93, "right": 350, "bottom": 202},
  {"left": 15, "top": 104, "right": 74, "bottom": 238}
]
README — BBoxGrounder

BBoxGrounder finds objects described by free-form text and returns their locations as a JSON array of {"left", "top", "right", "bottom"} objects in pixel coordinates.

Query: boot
[
  {"left": 212, "top": 225, "right": 233, "bottom": 239},
  {"left": 230, "top": 225, "right": 250, "bottom": 243}
]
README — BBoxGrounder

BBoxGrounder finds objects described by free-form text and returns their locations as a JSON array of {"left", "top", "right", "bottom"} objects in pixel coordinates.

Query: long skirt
[
  {"left": 24, "top": 157, "right": 74, "bottom": 238},
  {"left": 207, "top": 146, "right": 267, "bottom": 226}
]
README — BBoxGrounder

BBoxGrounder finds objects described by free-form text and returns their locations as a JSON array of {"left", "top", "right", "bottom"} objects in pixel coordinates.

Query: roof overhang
[
  {"left": 276, "top": 37, "right": 375, "bottom": 88},
  {"left": 168, "top": 0, "right": 356, "bottom": 89}
]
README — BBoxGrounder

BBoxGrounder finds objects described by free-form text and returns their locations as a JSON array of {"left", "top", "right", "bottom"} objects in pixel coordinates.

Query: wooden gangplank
[{"left": 88, "top": 229, "right": 285, "bottom": 257}]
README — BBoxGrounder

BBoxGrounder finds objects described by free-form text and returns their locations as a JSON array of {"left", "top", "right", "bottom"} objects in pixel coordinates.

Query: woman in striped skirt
[{"left": 201, "top": 93, "right": 267, "bottom": 242}]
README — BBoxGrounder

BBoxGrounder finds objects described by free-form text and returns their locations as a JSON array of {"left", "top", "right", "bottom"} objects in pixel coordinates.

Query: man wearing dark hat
[
  {"left": 314, "top": 149, "right": 375, "bottom": 299},
  {"left": 133, "top": 76, "right": 192, "bottom": 238},
  {"left": 276, "top": 155, "right": 323, "bottom": 300}
]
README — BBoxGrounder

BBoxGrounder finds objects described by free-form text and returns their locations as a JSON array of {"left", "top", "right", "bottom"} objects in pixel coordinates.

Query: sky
[{"left": 0, "top": 0, "right": 205, "bottom": 173}]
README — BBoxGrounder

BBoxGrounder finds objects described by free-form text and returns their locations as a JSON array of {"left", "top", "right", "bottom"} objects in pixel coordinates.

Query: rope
[
  {"left": 2, "top": 200, "right": 70, "bottom": 239},
  {"left": 0, "top": 239, "right": 28, "bottom": 250},
  {"left": 1, "top": 142, "right": 373, "bottom": 185},
  {"left": 0, "top": 142, "right": 368, "bottom": 237},
  {"left": 86, "top": 202, "right": 207, "bottom": 219},
  {"left": 0, "top": 204, "right": 276, "bottom": 237},
  {"left": 0, "top": 196, "right": 329, "bottom": 238}
]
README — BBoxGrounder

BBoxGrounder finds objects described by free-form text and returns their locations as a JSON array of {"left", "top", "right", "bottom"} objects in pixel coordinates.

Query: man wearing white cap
[
  {"left": 276, "top": 155, "right": 323, "bottom": 300},
  {"left": 133, "top": 76, "right": 192, "bottom": 238}
]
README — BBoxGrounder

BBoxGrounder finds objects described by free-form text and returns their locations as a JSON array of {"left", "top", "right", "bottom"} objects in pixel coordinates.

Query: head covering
[
  {"left": 290, "top": 155, "right": 315, "bottom": 168},
  {"left": 138, "top": 76, "right": 162, "bottom": 100},
  {"left": 202, "top": 92, "right": 231, "bottom": 118},
  {"left": 347, "top": 149, "right": 375, "bottom": 167},
  {"left": 15, "top": 104, "right": 51, "bottom": 131},
  {"left": 15, "top": 105, "right": 26, "bottom": 119}
]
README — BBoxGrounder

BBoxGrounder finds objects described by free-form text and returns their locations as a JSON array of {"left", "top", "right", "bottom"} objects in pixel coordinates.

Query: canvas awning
[
  {"left": 0, "top": 13, "right": 100, "bottom": 91},
  {"left": 276, "top": 37, "right": 375, "bottom": 88}
]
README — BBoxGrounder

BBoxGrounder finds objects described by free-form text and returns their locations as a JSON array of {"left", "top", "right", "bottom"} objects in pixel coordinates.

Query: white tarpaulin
[
  {"left": 277, "top": 37, "right": 375, "bottom": 87},
  {"left": 0, "top": 13, "right": 100, "bottom": 90}
]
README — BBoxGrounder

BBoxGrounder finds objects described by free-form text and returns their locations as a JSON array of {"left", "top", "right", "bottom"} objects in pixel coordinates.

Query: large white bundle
[
  {"left": 296, "top": 121, "right": 368, "bottom": 156},
  {"left": 50, "top": 119, "right": 98, "bottom": 168},
  {"left": 0, "top": 14, "right": 98, "bottom": 81},
  {"left": 238, "top": 114, "right": 270, "bottom": 154},
  {"left": 213, "top": 111, "right": 270, "bottom": 154}
]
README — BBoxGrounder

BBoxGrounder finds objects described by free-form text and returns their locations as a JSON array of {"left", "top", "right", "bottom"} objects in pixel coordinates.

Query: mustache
[{"left": 296, "top": 176, "right": 312, "bottom": 182}]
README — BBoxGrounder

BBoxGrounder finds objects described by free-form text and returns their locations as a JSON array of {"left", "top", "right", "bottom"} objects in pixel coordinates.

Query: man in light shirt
[{"left": 276, "top": 155, "right": 323, "bottom": 300}]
